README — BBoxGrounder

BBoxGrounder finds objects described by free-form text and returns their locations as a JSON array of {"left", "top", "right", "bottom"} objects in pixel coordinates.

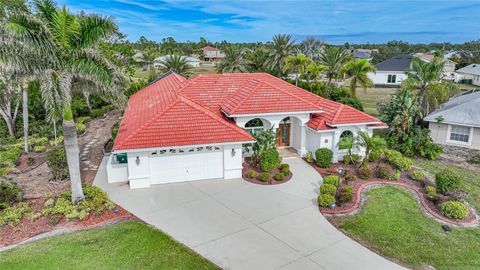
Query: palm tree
[
  {"left": 356, "top": 131, "right": 386, "bottom": 165},
  {"left": 246, "top": 48, "right": 270, "bottom": 72},
  {"left": 268, "top": 34, "right": 295, "bottom": 76},
  {"left": 319, "top": 45, "right": 350, "bottom": 85},
  {"left": 0, "top": 72, "right": 21, "bottom": 136},
  {"left": 283, "top": 54, "right": 312, "bottom": 85},
  {"left": 338, "top": 135, "right": 356, "bottom": 157},
  {"left": 340, "top": 59, "right": 376, "bottom": 97},
  {"left": 8, "top": 0, "right": 127, "bottom": 203},
  {"left": 305, "top": 63, "right": 327, "bottom": 82},
  {"left": 216, "top": 46, "right": 249, "bottom": 73},
  {"left": 158, "top": 55, "right": 192, "bottom": 77},
  {"left": 296, "top": 37, "right": 324, "bottom": 61}
]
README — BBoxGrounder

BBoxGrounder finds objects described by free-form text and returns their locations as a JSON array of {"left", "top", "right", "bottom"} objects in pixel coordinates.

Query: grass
[
  {"left": 334, "top": 186, "right": 480, "bottom": 269},
  {"left": 415, "top": 158, "right": 480, "bottom": 210},
  {"left": 357, "top": 87, "right": 397, "bottom": 116},
  {"left": 0, "top": 221, "right": 218, "bottom": 270}
]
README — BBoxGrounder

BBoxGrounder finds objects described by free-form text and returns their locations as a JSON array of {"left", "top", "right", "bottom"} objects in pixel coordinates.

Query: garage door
[{"left": 149, "top": 147, "right": 223, "bottom": 184}]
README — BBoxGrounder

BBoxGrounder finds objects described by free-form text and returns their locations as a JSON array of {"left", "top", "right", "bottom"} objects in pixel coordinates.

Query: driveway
[{"left": 94, "top": 157, "right": 404, "bottom": 270}]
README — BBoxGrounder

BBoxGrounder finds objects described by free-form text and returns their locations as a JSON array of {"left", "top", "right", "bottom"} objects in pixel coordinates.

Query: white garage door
[{"left": 149, "top": 148, "right": 223, "bottom": 184}]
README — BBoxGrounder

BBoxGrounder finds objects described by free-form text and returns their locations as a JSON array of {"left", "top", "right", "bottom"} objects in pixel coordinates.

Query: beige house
[{"left": 425, "top": 90, "right": 480, "bottom": 150}]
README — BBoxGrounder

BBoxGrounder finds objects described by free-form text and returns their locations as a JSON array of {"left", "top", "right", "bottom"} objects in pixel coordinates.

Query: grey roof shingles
[
  {"left": 456, "top": 64, "right": 480, "bottom": 75},
  {"left": 375, "top": 54, "right": 413, "bottom": 72},
  {"left": 424, "top": 90, "right": 480, "bottom": 127}
]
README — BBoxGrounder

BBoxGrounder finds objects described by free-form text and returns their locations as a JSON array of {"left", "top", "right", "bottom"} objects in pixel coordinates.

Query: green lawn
[
  {"left": 415, "top": 158, "right": 480, "bottom": 210},
  {"left": 357, "top": 87, "right": 397, "bottom": 116},
  {"left": 0, "top": 221, "right": 218, "bottom": 270},
  {"left": 334, "top": 186, "right": 480, "bottom": 269}
]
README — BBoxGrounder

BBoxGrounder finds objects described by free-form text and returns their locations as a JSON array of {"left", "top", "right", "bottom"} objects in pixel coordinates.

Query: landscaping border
[{"left": 321, "top": 180, "right": 479, "bottom": 227}]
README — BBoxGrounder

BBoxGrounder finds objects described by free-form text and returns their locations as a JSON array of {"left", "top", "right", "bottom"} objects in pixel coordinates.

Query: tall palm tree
[
  {"left": 268, "top": 34, "right": 295, "bottom": 76},
  {"left": 7, "top": 0, "right": 127, "bottom": 203},
  {"left": 158, "top": 55, "right": 192, "bottom": 77},
  {"left": 283, "top": 53, "right": 312, "bottom": 85},
  {"left": 296, "top": 37, "right": 324, "bottom": 61},
  {"left": 319, "top": 45, "right": 350, "bottom": 85},
  {"left": 246, "top": 48, "right": 270, "bottom": 72},
  {"left": 340, "top": 59, "right": 376, "bottom": 97},
  {"left": 305, "top": 62, "right": 327, "bottom": 82},
  {"left": 216, "top": 46, "right": 249, "bottom": 73}
]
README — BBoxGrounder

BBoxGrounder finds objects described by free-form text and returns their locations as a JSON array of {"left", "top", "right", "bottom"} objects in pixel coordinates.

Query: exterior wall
[
  {"left": 454, "top": 72, "right": 480, "bottom": 85},
  {"left": 223, "top": 144, "right": 243, "bottom": 179},
  {"left": 106, "top": 154, "right": 128, "bottom": 183},
  {"left": 127, "top": 151, "right": 151, "bottom": 189},
  {"left": 474, "top": 75, "right": 480, "bottom": 86},
  {"left": 429, "top": 122, "right": 480, "bottom": 150},
  {"left": 203, "top": 50, "right": 225, "bottom": 59},
  {"left": 367, "top": 71, "right": 408, "bottom": 86}
]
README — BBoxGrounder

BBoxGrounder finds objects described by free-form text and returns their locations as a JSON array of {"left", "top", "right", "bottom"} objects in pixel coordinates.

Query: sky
[{"left": 56, "top": 0, "right": 480, "bottom": 44}]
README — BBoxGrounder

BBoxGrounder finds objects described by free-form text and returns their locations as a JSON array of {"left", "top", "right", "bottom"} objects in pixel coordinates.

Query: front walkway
[{"left": 94, "top": 157, "right": 404, "bottom": 270}]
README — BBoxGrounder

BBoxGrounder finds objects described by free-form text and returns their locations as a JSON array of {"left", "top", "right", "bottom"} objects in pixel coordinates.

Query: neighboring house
[
  {"left": 153, "top": 55, "right": 201, "bottom": 68},
  {"left": 353, "top": 51, "right": 373, "bottom": 62},
  {"left": 133, "top": 51, "right": 146, "bottom": 63},
  {"left": 107, "top": 71, "right": 385, "bottom": 189},
  {"left": 367, "top": 55, "right": 412, "bottom": 86},
  {"left": 414, "top": 53, "right": 456, "bottom": 80},
  {"left": 454, "top": 64, "right": 480, "bottom": 86},
  {"left": 201, "top": 46, "right": 225, "bottom": 61},
  {"left": 425, "top": 90, "right": 480, "bottom": 150}
]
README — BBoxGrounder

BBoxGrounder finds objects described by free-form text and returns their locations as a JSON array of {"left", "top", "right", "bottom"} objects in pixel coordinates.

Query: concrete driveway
[{"left": 94, "top": 157, "right": 404, "bottom": 270}]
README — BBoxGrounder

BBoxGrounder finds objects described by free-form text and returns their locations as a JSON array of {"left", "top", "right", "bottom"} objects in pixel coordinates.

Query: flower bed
[
  {"left": 306, "top": 159, "right": 478, "bottom": 226},
  {"left": 242, "top": 158, "right": 293, "bottom": 185}
]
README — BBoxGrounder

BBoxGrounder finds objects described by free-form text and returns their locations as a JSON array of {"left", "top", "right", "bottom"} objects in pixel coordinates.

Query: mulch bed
[
  {"left": 306, "top": 159, "right": 478, "bottom": 227},
  {"left": 16, "top": 152, "right": 45, "bottom": 172},
  {"left": 242, "top": 158, "right": 292, "bottom": 185}
]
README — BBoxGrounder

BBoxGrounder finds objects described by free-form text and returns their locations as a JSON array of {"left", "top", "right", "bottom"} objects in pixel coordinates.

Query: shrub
[
  {"left": 315, "top": 148, "right": 333, "bottom": 168},
  {"left": 323, "top": 175, "right": 342, "bottom": 187},
  {"left": 435, "top": 168, "right": 461, "bottom": 194},
  {"left": 0, "top": 202, "right": 30, "bottom": 226},
  {"left": 34, "top": 145, "right": 46, "bottom": 152},
  {"left": 258, "top": 172, "right": 270, "bottom": 182},
  {"left": 46, "top": 147, "right": 69, "bottom": 181},
  {"left": 90, "top": 105, "right": 113, "bottom": 118},
  {"left": 320, "top": 184, "right": 337, "bottom": 195},
  {"left": 30, "top": 137, "right": 49, "bottom": 147},
  {"left": 338, "top": 186, "right": 353, "bottom": 204},
  {"left": 246, "top": 169, "right": 257, "bottom": 179},
  {"left": 376, "top": 164, "right": 394, "bottom": 179},
  {"left": 344, "top": 154, "right": 361, "bottom": 165},
  {"left": 274, "top": 173, "right": 285, "bottom": 181},
  {"left": 358, "top": 165, "right": 372, "bottom": 180},
  {"left": 260, "top": 149, "right": 281, "bottom": 172},
  {"left": 369, "top": 149, "right": 383, "bottom": 162},
  {"left": 0, "top": 146, "right": 22, "bottom": 168},
  {"left": 387, "top": 170, "right": 401, "bottom": 181},
  {"left": 0, "top": 180, "right": 23, "bottom": 209},
  {"left": 344, "top": 174, "right": 357, "bottom": 183},
  {"left": 306, "top": 152, "right": 314, "bottom": 163},
  {"left": 441, "top": 201, "right": 469, "bottom": 219},
  {"left": 426, "top": 186, "right": 437, "bottom": 200},
  {"left": 75, "top": 122, "right": 87, "bottom": 134},
  {"left": 384, "top": 149, "right": 413, "bottom": 171},
  {"left": 281, "top": 166, "right": 290, "bottom": 175},
  {"left": 317, "top": 194, "right": 336, "bottom": 207},
  {"left": 468, "top": 154, "right": 480, "bottom": 164},
  {"left": 411, "top": 170, "right": 425, "bottom": 181}
]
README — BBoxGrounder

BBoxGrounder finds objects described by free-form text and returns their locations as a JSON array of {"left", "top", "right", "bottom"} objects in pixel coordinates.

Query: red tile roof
[
  {"left": 113, "top": 71, "right": 384, "bottom": 151},
  {"left": 201, "top": 46, "right": 218, "bottom": 51}
]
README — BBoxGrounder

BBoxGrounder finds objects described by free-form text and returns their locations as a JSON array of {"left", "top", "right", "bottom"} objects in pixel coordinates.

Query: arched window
[
  {"left": 245, "top": 118, "right": 264, "bottom": 136},
  {"left": 340, "top": 130, "right": 353, "bottom": 139}
]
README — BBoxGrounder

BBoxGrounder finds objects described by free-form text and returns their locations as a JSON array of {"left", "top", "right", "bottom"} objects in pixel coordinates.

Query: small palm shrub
[
  {"left": 358, "top": 165, "right": 372, "bottom": 180},
  {"left": 323, "top": 175, "right": 342, "bottom": 187},
  {"left": 376, "top": 164, "right": 394, "bottom": 179},
  {"left": 317, "top": 194, "right": 336, "bottom": 207},
  {"left": 411, "top": 170, "right": 425, "bottom": 181},
  {"left": 320, "top": 184, "right": 337, "bottom": 195},
  {"left": 435, "top": 168, "right": 461, "bottom": 194},
  {"left": 338, "top": 186, "right": 353, "bottom": 204},
  {"left": 343, "top": 154, "right": 362, "bottom": 165},
  {"left": 274, "top": 173, "right": 285, "bottom": 181},
  {"left": 441, "top": 201, "right": 469, "bottom": 219},
  {"left": 315, "top": 148, "right": 333, "bottom": 168},
  {"left": 387, "top": 170, "right": 401, "bottom": 181},
  {"left": 384, "top": 149, "right": 413, "bottom": 171},
  {"left": 246, "top": 170, "right": 257, "bottom": 179},
  {"left": 369, "top": 149, "right": 383, "bottom": 162},
  {"left": 426, "top": 186, "right": 436, "bottom": 200},
  {"left": 46, "top": 146, "right": 69, "bottom": 181},
  {"left": 258, "top": 172, "right": 270, "bottom": 182},
  {"left": 0, "top": 180, "right": 23, "bottom": 209},
  {"left": 279, "top": 164, "right": 290, "bottom": 175},
  {"left": 344, "top": 174, "right": 357, "bottom": 183},
  {"left": 306, "top": 152, "right": 314, "bottom": 163},
  {"left": 260, "top": 149, "right": 281, "bottom": 172}
]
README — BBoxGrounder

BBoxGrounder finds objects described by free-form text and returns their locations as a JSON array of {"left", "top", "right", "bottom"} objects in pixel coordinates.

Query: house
[
  {"left": 107, "top": 71, "right": 385, "bottom": 189},
  {"left": 367, "top": 55, "right": 412, "bottom": 86},
  {"left": 424, "top": 89, "right": 480, "bottom": 150},
  {"left": 201, "top": 46, "right": 225, "bottom": 61},
  {"left": 454, "top": 64, "right": 480, "bottom": 86},
  {"left": 153, "top": 55, "right": 201, "bottom": 68},
  {"left": 414, "top": 53, "right": 456, "bottom": 80},
  {"left": 353, "top": 51, "right": 373, "bottom": 62}
]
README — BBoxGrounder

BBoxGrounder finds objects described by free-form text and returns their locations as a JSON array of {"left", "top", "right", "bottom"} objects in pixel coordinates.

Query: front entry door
[{"left": 277, "top": 123, "right": 291, "bottom": 147}]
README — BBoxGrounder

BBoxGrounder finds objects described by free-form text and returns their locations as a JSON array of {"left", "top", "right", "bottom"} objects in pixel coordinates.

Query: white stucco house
[
  {"left": 367, "top": 55, "right": 412, "bottom": 86},
  {"left": 107, "top": 71, "right": 385, "bottom": 189},
  {"left": 425, "top": 89, "right": 480, "bottom": 150},
  {"left": 153, "top": 55, "right": 201, "bottom": 68},
  {"left": 454, "top": 64, "right": 480, "bottom": 86}
]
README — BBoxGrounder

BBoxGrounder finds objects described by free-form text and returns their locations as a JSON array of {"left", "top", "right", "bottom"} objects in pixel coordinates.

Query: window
[
  {"left": 245, "top": 118, "right": 265, "bottom": 136},
  {"left": 340, "top": 130, "right": 353, "bottom": 139},
  {"left": 115, "top": 153, "right": 128, "bottom": 164},
  {"left": 449, "top": 125, "right": 470, "bottom": 143},
  {"left": 387, "top": 74, "right": 397, "bottom": 83}
]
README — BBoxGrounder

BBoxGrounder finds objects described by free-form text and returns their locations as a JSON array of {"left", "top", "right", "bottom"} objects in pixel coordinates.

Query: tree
[
  {"left": 0, "top": 72, "right": 21, "bottom": 136},
  {"left": 246, "top": 48, "right": 270, "bottom": 73},
  {"left": 356, "top": 131, "right": 386, "bottom": 165},
  {"left": 378, "top": 89, "right": 420, "bottom": 136},
  {"left": 296, "top": 37, "right": 324, "bottom": 61},
  {"left": 268, "top": 34, "right": 295, "bottom": 76},
  {"left": 305, "top": 63, "right": 327, "bottom": 82},
  {"left": 338, "top": 134, "right": 356, "bottom": 158},
  {"left": 283, "top": 53, "right": 312, "bottom": 85},
  {"left": 340, "top": 59, "right": 376, "bottom": 97},
  {"left": 7, "top": 0, "right": 127, "bottom": 203},
  {"left": 319, "top": 45, "right": 350, "bottom": 85},
  {"left": 216, "top": 46, "right": 249, "bottom": 73},
  {"left": 157, "top": 55, "right": 192, "bottom": 77}
]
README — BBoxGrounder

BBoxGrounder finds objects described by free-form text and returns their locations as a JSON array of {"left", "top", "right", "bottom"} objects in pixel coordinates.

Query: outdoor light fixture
[
  {"left": 336, "top": 166, "right": 345, "bottom": 175},
  {"left": 231, "top": 148, "right": 236, "bottom": 157},
  {"left": 136, "top": 156, "right": 140, "bottom": 165}
]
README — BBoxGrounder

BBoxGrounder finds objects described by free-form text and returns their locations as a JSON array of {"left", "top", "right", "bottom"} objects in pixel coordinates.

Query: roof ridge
[
  {"left": 224, "top": 79, "right": 263, "bottom": 114},
  {"left": 259, "top": 80, "right": 323, "bottom": 109}
]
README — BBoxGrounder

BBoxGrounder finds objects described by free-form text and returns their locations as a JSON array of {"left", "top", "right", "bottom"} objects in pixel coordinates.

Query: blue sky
[{"left": 57, "top": 0, "right": 480, "bottom": 44}]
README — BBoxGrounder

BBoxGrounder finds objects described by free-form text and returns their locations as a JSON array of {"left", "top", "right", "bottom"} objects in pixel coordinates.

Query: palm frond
[
  {"left": 33, "top": 0, "right": 58, "bottom": 24},
  {"left": 39, "top": 69, "right": 71, "bottom": 123},
  {"left": 77, "top": 14, "right": 116, "bottom": 48}
]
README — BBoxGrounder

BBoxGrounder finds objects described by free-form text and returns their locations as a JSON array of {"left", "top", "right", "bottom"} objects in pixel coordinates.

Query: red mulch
[
  {"left": 0, "top": 198, "right": 133, "bottom": 247},
  {"left": 16, "top": 152, "right": 45, "bottom": 172},
  {"left": 242, "top": 159, "right": 292, "bottom": 185},
  {"left": 307, "top": 159, "right": 478, "bottom": 226}
]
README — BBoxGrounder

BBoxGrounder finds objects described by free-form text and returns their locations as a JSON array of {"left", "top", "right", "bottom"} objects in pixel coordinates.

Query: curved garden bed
[{"left": 242, "top": 159, "right": 292, "bottom": 185}]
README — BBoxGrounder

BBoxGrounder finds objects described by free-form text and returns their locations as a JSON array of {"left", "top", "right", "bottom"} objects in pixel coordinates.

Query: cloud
[{"left": 112, "top": 0, "right": 168, "bottom": 11}]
